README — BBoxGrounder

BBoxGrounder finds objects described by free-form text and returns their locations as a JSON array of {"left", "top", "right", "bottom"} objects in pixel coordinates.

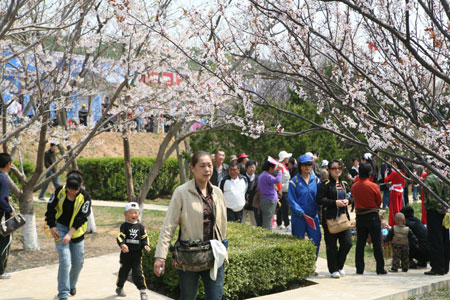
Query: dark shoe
[
  {"left": 356, "top": 270, "right": 364, "bottom": 275},
  {"left": 115, "top": 287, "right": 126, "bottom": 297},
  {"left": 377, "top": 269, "right": 387, "bottom": 275},
  {"left": 424, "top": 270, "right": 444, "bottom": 276},
  {"left": 59, "top": 298, "right": 68, "bottom": 300},
  {"left": 70, "top": 288, "right": 76, "bottom": 296},
  {"left": 389, "top": 268, "right": 398, "bottom": 273},
  {"left": 417, "top": 261, "right": 427, "bottom": 268},
  {"left": 409, "top": 260, "right": 417, "bottom": 269},
  {"left": 140, "top": 292, "right": 148, "bottom": 300},
  {"left": 402, "top": 268, "right": 408, "bottom": 272}
]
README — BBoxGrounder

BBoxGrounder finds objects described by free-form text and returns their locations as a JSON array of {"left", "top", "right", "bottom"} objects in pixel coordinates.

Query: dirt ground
[{"left": 21, "top": 131, "right": 179, "bottom": 164}]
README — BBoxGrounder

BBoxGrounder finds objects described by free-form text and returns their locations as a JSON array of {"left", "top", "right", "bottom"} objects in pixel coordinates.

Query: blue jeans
[
  {"left": 176, "top": 264, "right": 224, "bottom": 300},
  {"left": 55, "top": 223, "right": 84, "bottom": 299},
  {"left": 39, "top": 169, "right": 60, "bottom": 199}
]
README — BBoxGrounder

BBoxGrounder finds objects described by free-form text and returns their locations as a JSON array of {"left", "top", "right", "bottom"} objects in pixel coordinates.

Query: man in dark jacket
[
  {"left": 38, "top": 143, "right": 60, "bottom": 200},
  {"left": 400, "top": 206, "right": 430, "bottom": 268},
  {"left": 78, "top": 104, "right": 88, "bottom": 127},
  {"left": 210, "top": 150, "right": 228, "bottom": 186}
]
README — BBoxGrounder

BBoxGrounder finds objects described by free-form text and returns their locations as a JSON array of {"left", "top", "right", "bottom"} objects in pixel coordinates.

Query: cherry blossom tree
[
  {"left": 1, "top": 0, "right": 229, "bottom": 250},
  {"left": 153, "top": 0, "right": 449, "bottom": 204}
]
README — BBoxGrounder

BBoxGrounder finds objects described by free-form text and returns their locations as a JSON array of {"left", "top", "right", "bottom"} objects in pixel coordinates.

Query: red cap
[{"left": 237, "top": 153, "right": 249, "bottom": 159}]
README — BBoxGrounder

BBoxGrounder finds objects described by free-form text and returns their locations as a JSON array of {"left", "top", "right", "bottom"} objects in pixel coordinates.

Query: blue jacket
[{"left": 288, "top": 172, "right": 320, "bottom": 217}]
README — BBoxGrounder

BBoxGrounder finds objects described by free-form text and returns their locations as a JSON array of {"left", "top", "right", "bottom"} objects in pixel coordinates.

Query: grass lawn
[{"left": 408, "top": 289, "right": 450, "bottom": 300}]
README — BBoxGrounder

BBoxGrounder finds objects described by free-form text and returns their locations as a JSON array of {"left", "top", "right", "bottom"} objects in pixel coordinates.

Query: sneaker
[
  {"left": 0, "top": 273, "right": 11, "bottom": 279},
  {"left": 285, "top": 225, "right": 292, "bottom": 232},
  {"left": 59, "top": 298, "right": 68, "bottom": 300},
  {"left": 331, "top": 271, "right": 340, "bottom": 278},
  {"left": 377, "top": 269, "right": 388, "bottom": 275},
  {"left": 402, "top": 268, "right": 408, "bottom": 272},
  {"left": 115, "top": 287, "right": 126, "bottom": 297},
  {"left": 38, "top": 197, "right": 45, "bottom": 201},
  {"left": 338, "top": 269, "right": 345, "bottom": 277},
  {"left": 140, "top": 292, "right": 148, "bottom": 300},
  {"left": 70, "top": 288, "right": 76, "bottom": 296},
  {"left": 277, "top": 225, "right": 285, "bottom": 230}
]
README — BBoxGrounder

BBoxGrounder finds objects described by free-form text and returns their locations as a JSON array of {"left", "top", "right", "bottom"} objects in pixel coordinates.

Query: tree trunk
[
  {"left": 183, "top": 137, "right": 191, "bottom": 180},
  {"left": 176, "top": 137, "right": 187, "bottom": 184},
  {"left": 19, "top": 187, "right": 40, "bottom": 250},
  {"left": 86, "top": 207, "right": 96, "bottom": 233},
  {"left": 123, "top": 132, "right": 135, "bottom": 202},
  {"left": 137, "top": 121, "right": 184, "bottom": 206}
]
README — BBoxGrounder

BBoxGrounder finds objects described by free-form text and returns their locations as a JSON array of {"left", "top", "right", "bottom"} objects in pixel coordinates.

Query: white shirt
[{"left": 222, "top": 177, "right": 247, "bottom": 212}]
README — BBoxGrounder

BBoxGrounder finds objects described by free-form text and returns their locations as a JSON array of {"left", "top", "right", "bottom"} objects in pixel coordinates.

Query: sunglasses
[
  {"left": 331, "top": 167, "right": 343, "bottom": 171},
  {"left": 301, "top": 163, "right": 313, "bottom": 167}
]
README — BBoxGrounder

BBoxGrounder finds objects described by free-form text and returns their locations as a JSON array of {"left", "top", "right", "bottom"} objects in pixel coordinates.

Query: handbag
[
  {"left": 0, "top": 207, "right": 26, "bottom": 237},
  {"left": 170, "top": 195, "right": 227, "bottom": 272},
  {"left": 326, "top": 208, "right": 351, "bottom": 234}
]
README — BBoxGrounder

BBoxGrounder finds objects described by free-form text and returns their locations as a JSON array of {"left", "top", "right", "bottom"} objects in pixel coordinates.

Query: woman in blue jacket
[{"left": 288, "top": 154, "right": 321, "bottom": 258}]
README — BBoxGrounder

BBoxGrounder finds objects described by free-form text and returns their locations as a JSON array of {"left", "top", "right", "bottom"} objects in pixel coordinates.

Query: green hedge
[
  {"left": 143, "top": 223, "right": 316, "bottom": 299},
  {"left": 77, "top": 157, "right": 179, "bottom": 200}
]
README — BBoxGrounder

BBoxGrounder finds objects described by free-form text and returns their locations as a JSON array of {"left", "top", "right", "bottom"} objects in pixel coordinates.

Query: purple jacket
[{"left": 258, "top": 171, "right": 282, "bottom": 202}]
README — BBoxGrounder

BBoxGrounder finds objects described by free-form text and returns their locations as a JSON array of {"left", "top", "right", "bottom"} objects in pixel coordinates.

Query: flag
[{"left": 304, "top": 214, "right": 316, "bottom": 230}]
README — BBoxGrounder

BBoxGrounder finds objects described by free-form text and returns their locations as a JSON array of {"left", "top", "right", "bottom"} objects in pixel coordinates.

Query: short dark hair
[
  {"left": 352, "top": 157, "right": 358, "bottom": 163},
  {"left": 0, "top": 153, "right": 11, "bottom": 168},
  {"left": 359, "top": 162, "right": 372, "bottom": 178},
  {"left": 328, "top": 159, "right": 343, "bottom": 169},
  {"left": 311, "top": 150, "right": 319, "bottom": 156},
  {"left": 66, "top": 169, "right": 83, "bottom": 190},
  {"left": 190, "top": 151, "right": 212, "bottom": 167},
  {"left": 288, "top": 157, "right": 296, "bottom": 165},
  {"left": 245, "top": 160, "right": 256, "bottom": 169},
  {"left": 50, "top": 143, "right": 56, "bottom": 147},
  {"left": 228, "top": 161, "right": 239, "bottom": 169},
  {"left": 214, "top": 149, "right": 225, "bottom": 155},
  {"left": 261, "top": 160, "right": 275, "bottom": 171}
]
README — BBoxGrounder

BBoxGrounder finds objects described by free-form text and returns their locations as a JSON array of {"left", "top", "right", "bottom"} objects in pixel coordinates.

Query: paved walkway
[{"left": 3, "top": 200, "right": 449, "bottom": 300}]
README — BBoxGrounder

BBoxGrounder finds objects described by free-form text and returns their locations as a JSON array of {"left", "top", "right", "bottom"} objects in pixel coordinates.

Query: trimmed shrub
[
  {"left": 143, "top": 223, "right": 316, "bottom": 299},
  {"left": 77, "top": 157, "right": 179, "bottom": 200}
]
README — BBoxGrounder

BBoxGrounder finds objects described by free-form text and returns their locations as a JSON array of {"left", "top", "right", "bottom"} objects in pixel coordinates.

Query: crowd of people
[
  {"left": 202, "top": 149, "right": 449, "bottom": 280},
  {"left": 0, "top": 148, "right": 449, "bottom": 300}
]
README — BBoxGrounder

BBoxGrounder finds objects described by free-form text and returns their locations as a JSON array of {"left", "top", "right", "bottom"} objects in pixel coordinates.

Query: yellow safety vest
[{"left": 55, "top": 188, "right": 87, "bottom": 240}]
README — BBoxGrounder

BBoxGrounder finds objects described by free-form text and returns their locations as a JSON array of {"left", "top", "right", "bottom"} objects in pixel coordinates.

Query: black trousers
[
  {"left": 409, "top": 244, "right": 430, "bottom": 264},
  {"left": 226, "top": 208, "right": 242, "bottom": 222},
  {"left": 323, "top": 221, "right": 352, "bottom": 274},
  {"left": 427, "top": 210, "right": 450, "bottom": 274},
  {"left": 254, "top": 207, "right": 262, "bottom": 227},
  {"left": 276, "top": 192, "right": 290, "bottom": 227},
  {"left": 0, "top": 234, "right": 12, "bottom": 275},
  {"left": 117, "top": 251, "right": 147, "bottom": 290},
  {"left": 355, "top": 212, "right": 385, "bottom": 274}
]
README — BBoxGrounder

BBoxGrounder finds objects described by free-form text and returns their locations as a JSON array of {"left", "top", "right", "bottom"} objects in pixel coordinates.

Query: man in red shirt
[{"left": 351, "top": 162, "right": 387, "bottom": 275}]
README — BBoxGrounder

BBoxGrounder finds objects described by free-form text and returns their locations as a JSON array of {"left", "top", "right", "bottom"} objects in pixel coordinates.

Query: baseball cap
[
  {"left": 125, "top": 202, "right": 139, "bottom": 212},
  {"left": 321, "top": 160, "right": 329, "bottom": 167},
  {"left": 298, "top": 154, "right": 313, "bottom": 163}
]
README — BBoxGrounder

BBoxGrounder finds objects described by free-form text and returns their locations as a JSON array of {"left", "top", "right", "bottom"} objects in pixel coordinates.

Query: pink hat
[{"left": 237, "top": 153, "right": 249, "bottom": 159}]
